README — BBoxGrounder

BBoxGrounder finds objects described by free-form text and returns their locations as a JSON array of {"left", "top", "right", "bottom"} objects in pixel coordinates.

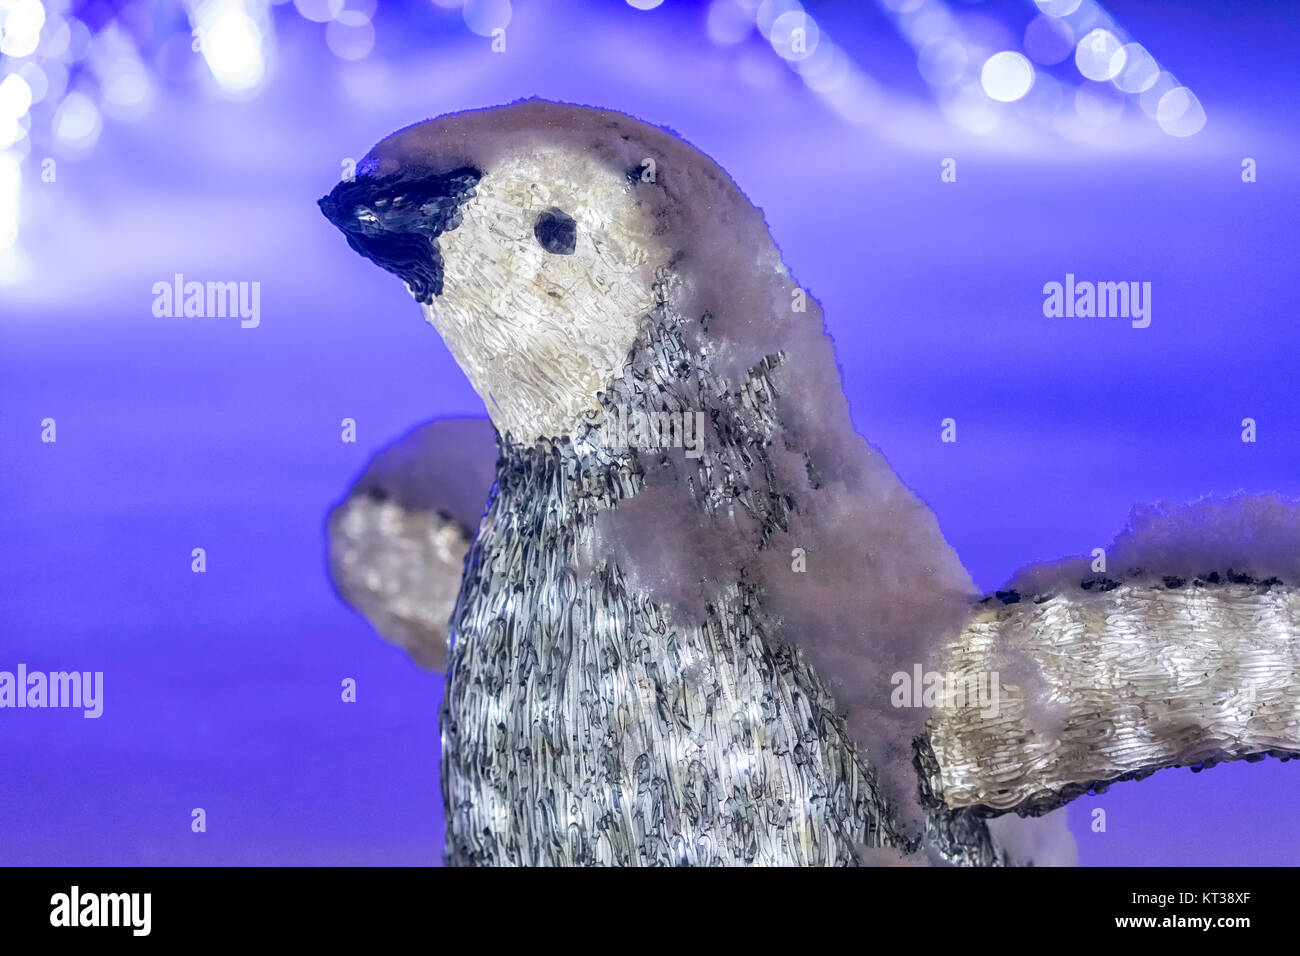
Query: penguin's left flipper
[
  {"left": 931, "top": 493, "right": 1300, "bottom": 817},
  {"left": 327, "top": 416, "right": 498, "bottom": 671}
]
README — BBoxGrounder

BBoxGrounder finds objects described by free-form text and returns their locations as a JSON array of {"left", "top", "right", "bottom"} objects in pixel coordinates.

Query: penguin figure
[{"left": 321, "top": 100, "right": 1300, "bottom": 866}]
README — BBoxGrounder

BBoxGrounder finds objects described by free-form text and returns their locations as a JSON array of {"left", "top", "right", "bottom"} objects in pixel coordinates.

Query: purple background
[{"left": 1, "top": 0, "right": 1297, "bottom": 865}]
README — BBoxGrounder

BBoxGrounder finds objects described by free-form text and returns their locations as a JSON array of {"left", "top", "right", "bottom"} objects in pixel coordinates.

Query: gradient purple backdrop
[{"left": 1, "top": 0, "right": 1297, "bottom": 865}]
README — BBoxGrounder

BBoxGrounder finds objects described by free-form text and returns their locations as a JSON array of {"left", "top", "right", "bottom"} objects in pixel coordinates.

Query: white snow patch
[{"left": 1010, "top": 492, "right": 1300, "bottom": 595}]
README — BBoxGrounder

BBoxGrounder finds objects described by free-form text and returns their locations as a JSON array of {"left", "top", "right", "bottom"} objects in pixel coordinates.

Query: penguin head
[{"left": 321, "top": 99, "right": 691, "bottom": 443}]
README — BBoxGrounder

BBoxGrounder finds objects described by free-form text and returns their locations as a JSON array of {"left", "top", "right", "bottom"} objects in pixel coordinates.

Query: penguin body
[
  {"left": 323, "top": 99, "right": 989, "bottom": 864},
  {"left": 322, "top": 100, "right": 1300, "bottom": 866},
  {"left": 437, "top": 307, "right": 994, "bottom": 865}
]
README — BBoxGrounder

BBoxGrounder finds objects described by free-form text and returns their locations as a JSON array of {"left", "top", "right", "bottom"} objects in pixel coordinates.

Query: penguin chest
[{"left": 439, "top": 524, "right": 893, "bottom": 866}]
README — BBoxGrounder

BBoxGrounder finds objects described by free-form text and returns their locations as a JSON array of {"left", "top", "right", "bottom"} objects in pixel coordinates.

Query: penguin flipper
[
  {"left": 327, "top": 416, "right": 498, "bottom": 671},
  {"left": 931, "top": 493, "right": 1300, "bottom": 817}
]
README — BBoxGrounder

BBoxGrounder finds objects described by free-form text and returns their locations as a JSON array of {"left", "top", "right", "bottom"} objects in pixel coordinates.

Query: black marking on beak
[{"left": 318, "top": 165, "right": 481, "bottom": 302}]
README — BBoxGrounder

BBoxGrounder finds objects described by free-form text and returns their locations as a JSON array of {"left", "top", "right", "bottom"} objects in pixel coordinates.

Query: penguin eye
[{"left": 533, "top": 207, "right": 577, "bottom": 255}]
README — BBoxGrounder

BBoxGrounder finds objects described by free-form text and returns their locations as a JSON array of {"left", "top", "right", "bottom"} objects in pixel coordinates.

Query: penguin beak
[{"left": 318, "top": 165, "right": 482, "bottom": 303}]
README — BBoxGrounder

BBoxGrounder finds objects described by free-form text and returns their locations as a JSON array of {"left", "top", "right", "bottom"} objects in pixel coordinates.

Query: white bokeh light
[
  {"left": 1016, "top": 70, "right": 1064, "bottom": 122},
  {"left": 1075, "top": 28, "right": 1125, "bottom": 81},
  {"left": 16, "top": 62, "right": 47, "bottom": 103},
  {"left": 800, "top": 43, "right": 849, "bottom": 92},
  {"left": 1139, "top": 71, "right": 1178, "bottom": 118},
  {"left": 1113, "top": 42, "right": 1158, "bottom": 94},
  {"left": 769, "top": 10, "right": 819, "bottom": 61},
  {"left": 981, "top": 51, "right": 1034, "bottom": 103},
  {"left": 0, "top": 27, "right": 40, "bottom": 58},
  {"left": 38, "top": 15, "right": 71, "bottom": 58},
  {"left": 1157, "top": 87, "right": 1206, "bottom": 137},
  {"left": 326, "top": 10, "right": 374, "bottom": 60},
  {"left": 101, "top": 57, "right": 154, "bottom": 120},
  {"left": 198, "top": 4, "right": 268, "bottom": 94},
  {"left": 0, "top": 74, "right": 33, "bottom": 119},
  {"left": 0, "top": 0, "right": 46, "bottom": 58},
  {"left": 626, "top": 0, "right": 665, "bottom": 9},
  {"left": 53, "top": 91, "right": 101, "bottom": 152},
  {"left": 757, "top": 0, "right": 802, "bottom": 39},
  {"left": 1034, "top": 0, "right": 1082, "bottom": 16},
  {"left": 293, "top": 0, "right": 344, "bottom": 23},
  {"left": 1023, "top": 14, "right": 1074, "bottom": 66},
  {"left": 791, "top": 37, "right": 836, "bottom": 78},
  {"left": 0, "top": 113, "right": 26, "bottom": 150},
  {"left": 64, "top": 18, "right": 93, "bottom": 62},
  {"left": 917, "top": 37, "right": 967, "bottom": 87},
  {"left": 898, "top": 5, "right": 956, "bottom": 47},
  {"left": 42, "top": 61, "right": 68, "bottom": 102},
  {"left": 462, "top": 0, "right": 511, "bottom": 37}
]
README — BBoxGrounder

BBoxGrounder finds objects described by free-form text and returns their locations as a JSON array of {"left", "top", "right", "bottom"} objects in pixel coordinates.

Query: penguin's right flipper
[
  {"left": 327, "top": 416, "right": 498, "bottom": 671},
  {"left": 931, "top": 493, "right": 1300, "bottom": 817}
]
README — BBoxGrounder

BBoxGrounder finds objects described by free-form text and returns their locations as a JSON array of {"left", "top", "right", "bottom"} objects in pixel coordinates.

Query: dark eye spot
[{"left": 534, "top": 207, "right": 577, "bottom": 255}]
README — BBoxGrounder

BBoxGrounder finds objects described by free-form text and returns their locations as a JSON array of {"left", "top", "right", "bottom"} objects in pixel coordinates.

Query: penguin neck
[
  {"left": 489, "top": 302, "right": 798, "bottom": 552},
  {"left": 495, "top": 305, "right": 696, "bottom": 488}
]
